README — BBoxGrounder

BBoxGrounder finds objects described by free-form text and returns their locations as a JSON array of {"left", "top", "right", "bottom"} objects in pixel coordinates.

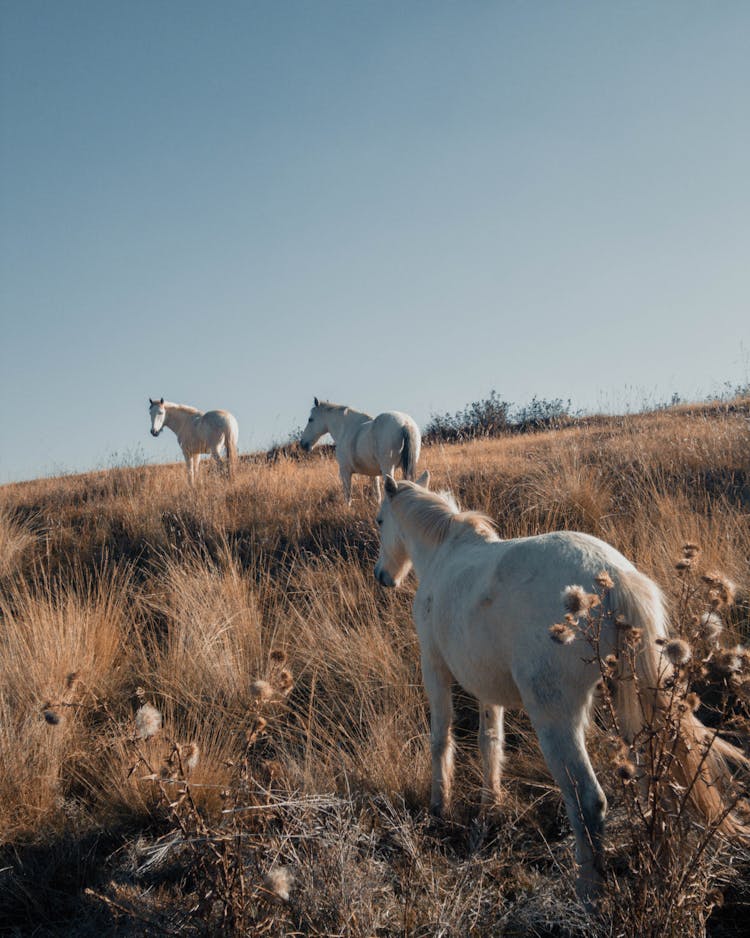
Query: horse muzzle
[
  {"left": 300, "top": 440, "right": 310, "bottom": 452},
  {"left": 151, "top": 429, "right": 161, "bottom": 437},
  {"left": 374, "top": 566, "right": 396, "bottom": 588}
]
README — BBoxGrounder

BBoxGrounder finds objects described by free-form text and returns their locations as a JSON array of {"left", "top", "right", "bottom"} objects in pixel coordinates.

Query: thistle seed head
[
  {"left": 550, "top": 623, "right": 576, "bottom": 645},
  {"left": 263, "top": 865, "right": 294, "bottom": 902},
  {"left": 662, "top": 638, "right": 692, "bottom": 667},
  {"left": 563, "top": 585, "right": 600, "bottom": 616},
  {"left": 135, "top": 703, "right": 162, "bottom": 740}
]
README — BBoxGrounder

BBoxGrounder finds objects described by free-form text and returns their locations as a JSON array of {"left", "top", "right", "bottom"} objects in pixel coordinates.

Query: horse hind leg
[
  {"left": 478, "top": 703, "right": 505, "bottom": 810},
  {"left": 211, "top": 444, "right": 225, "bottom": 475},
  {"left": 532, "top": 713, "right": 606, "bottom": 908}
]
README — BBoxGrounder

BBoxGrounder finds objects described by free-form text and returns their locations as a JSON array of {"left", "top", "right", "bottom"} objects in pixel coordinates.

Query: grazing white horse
[
  {"left": 300, "top": 397, "right": 421, "bottom": 504},
  {"left": 374, "top": 473, "right": 747, "bottom": 905},
  {"left": 148, "top": 398, "right": 239, "bottom": 484}
]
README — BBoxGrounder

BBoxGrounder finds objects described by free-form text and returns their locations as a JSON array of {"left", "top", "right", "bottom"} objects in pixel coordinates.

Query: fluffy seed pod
[
  {"left": 563, "top": 585, "right": 600, "bottom": 616},
  {"left": 263, "top": 865, "right": 294, "bottom": 902},
  {"left": 662, "top": 638, "right": 692, "bottom": 667},
  {"left": 250, "top": 680, "right": 274, "bottom": 702},
  {"left": 135, "top": 703, "right": 162, "bottom": 740},
  {"left": 549, "top": 623, "right": 576, "bottom": 645}
]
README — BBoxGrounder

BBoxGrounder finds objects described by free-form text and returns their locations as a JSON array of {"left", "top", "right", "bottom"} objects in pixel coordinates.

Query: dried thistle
[
  {"left": 42, "top": 708, "right": 61, "bottom": 726},
  {"left": 269, "top": 648, "right": 287, "bottom": 665},
  {"left": 563, "top": 585, "right": 600, "bottom": 616},
  {"left": 179, "top": 742, "right": 200, "bottom": 774},
  {"left": 702, "top": 573, "right": 736, "bottom": 609},
  {"left": 135, "top": 703, "right": 162, "bottom": 740},
  {"left": 550, "top": 622, "right": 576, "bottom": 645},
  {"left": 250, "top": 679, "right": 274, "bottom": 702},
  {"left": 699, "top": 611, "right": 723, "bottom": 642},
  {"left": 682, "top": 543, "right": 701, "bottom": 559},
  {"left": 595, "top": 570, "right": 614, "bottom": 590},
  {"left": 276, "top": 668, "right": 294, "bottom": 696},
  {"left": 711, "top": 648, "right": 743, "bottom": 676},
  {"left": 662, "top": 638, "right": 692, "bottom": 667},
  {"left": 262, "top": 865, "right": 294, "bottom": 903},
  {"left": 623, "top": 626, "right": 643, "bottom": 647},
  {"left": 246, "top": 717, "right": 267, "bottom": 746}
]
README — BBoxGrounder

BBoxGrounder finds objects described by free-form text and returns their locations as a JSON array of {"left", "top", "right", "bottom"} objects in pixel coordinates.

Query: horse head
[
  {"left": 300, "top": 398, "right": 327, "bottom": 452},
  {"left": 149, "top": 398, "right": 166, "bottom": 437},
  {"left": 374, "top": 471, "right": 430, "bottom": 587}
]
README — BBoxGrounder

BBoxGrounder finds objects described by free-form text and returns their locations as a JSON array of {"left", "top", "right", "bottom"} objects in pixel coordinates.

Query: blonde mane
[
  {"left": 318, "top": 400, "right": 372, "bottom": 419},
  {"left": 392, "top": 482, "right": 499, "bottom": 546},
  {"left": 165, "top": 402, "right": 201, "bottom": 416}
]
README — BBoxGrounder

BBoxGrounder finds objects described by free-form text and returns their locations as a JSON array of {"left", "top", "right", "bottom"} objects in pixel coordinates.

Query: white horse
[
  {"left": 299, "top": 397, "right": 421, "bottom": 504},
  {"left": 374, "top": 473, "right": 747, "bottom": 905},
  {"left": 148, "top": 398, "right": 239, "bottom": 484}
]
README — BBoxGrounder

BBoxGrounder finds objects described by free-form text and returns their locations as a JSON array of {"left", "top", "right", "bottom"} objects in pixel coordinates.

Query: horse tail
[
  {"left": 225, "top": 417, "right": 238, "bottom": 480},
  {"left": 400, "top": 421, "right": 421, "bottom": 481},
  {"left": 611, "top": 569, "right": 749, "bottom": 838}
]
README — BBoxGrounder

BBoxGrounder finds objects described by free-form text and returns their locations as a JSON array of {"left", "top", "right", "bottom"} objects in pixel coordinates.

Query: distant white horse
[
  {"left": 374, "top": 473, "right": 748, "bottom": 905},
  {"left": 300, "top": 397, "right": 421, "bottom": 504},
  {"left": 148, "top": 398, "right": 239, "bottom": 484}
]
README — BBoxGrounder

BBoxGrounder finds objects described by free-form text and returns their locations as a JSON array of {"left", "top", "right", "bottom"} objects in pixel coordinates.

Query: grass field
[{"left": 1, "top": 401, "right": 749, "bottom": 936}]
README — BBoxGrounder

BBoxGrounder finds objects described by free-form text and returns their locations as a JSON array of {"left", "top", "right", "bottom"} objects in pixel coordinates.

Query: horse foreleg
[
  {"left": 191, "top": 455, "right": 201, "bottom": 484},
  {"left": 422, "top": 653, "right": 455, "bottom": 817},
  {"left": 532, "top": 714, "right": 606, "bottom": 909},
  {"left": 372, "top": 476, "right": 382, "bottom": 503},
  {"left": 338, "top": 466, "right": 353, "bottom": 506},
  {"left": 183, "top": 453, "right": 194, "bottom": 485},
  {"left": 478, "top": 703, "right": 505, "bottom": 810}
]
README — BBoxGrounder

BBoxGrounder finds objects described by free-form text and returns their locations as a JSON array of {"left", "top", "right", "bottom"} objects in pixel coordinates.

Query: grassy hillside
[{"left": 1, "top": 402, "right": 749, "bottom": 936}]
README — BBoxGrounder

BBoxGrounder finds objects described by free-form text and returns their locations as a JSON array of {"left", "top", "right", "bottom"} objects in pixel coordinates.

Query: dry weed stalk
[{"left": 550, "top": 544, "right": 750, "bottom": 935}]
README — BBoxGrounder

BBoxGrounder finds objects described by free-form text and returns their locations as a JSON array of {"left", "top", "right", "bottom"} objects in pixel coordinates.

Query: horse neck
[
  {"left": 324, "top": 406, "right": 369, "bottom": 441},
  {"left": 164, "top": 405, "right": 196, "bottom": 435},
  {"left": 393, "top": 495, "right": 457, "bottom": 579}
]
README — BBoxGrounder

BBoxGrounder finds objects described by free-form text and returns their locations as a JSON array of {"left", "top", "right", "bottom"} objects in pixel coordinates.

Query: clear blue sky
[{"left": 1, "top": 1, "right": 748, "bottom": 482}]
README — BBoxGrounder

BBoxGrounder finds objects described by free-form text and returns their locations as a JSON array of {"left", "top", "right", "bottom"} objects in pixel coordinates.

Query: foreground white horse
[
  {"left": 300, "top": 398, "right": 421, "bottom": 505},
  {"left": 148, "top": 398, "right": 239, "bottom": 484},
  {"left": 374, "top": 473, "right": 747, "bottom": 905}
]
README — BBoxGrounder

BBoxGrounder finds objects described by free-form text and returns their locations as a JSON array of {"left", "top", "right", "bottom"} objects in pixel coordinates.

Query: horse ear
[
  {"left": 384, "top": 475, "right": 398, "bottom": 497},
  {"left": 159, "top": 398, "right": 164, "bottom": 404},
  {"left": 416, "top": 470, "right": 430, "bottom": 488},
  {"left": 149, "top": 398, "right": 154, "bottom": 405},
  {"left": 314, "top": 396, "right": 319, "bottom": 407}
]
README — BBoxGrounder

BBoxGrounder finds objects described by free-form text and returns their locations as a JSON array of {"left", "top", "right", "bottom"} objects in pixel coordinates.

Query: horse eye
[
  {"left": 376, "top": 518, "right": 382, "bottom": 526},
  {"left": 308, "top": 417, "right": 312, "bottom": 423}
]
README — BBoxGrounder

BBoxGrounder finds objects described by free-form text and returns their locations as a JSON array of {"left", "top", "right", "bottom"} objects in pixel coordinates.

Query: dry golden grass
[{"left": 0, "top": 401, "right": 749, "bottom": 935}]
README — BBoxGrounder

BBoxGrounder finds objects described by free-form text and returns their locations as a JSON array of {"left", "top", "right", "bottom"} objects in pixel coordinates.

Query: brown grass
[{"left": 0, "top": 402, "right": 749, "bottom": 935}]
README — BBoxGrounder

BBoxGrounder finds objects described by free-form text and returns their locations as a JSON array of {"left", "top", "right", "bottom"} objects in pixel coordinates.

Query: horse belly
[
  {"left": 424, "top": 605, "right": 524, "bottom": 708},
  {"left": 349, "top": 435, "right": 380, "bottom": 476}
]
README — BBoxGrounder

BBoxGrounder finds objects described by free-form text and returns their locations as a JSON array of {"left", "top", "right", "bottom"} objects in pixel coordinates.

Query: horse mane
[
  {"left": 392, "top": 483, "right": 499, "bottom": 546},
  {"left": 318, "top": 400, "right": 372, "bottom": 419},
  {"left": 166, "top": 402, "right": 201, "bottom": 416}
]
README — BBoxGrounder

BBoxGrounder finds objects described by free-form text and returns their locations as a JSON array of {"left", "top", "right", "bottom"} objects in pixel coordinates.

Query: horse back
[{"left": 419, "top": 532, "right": 634, "bottom": 709}]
